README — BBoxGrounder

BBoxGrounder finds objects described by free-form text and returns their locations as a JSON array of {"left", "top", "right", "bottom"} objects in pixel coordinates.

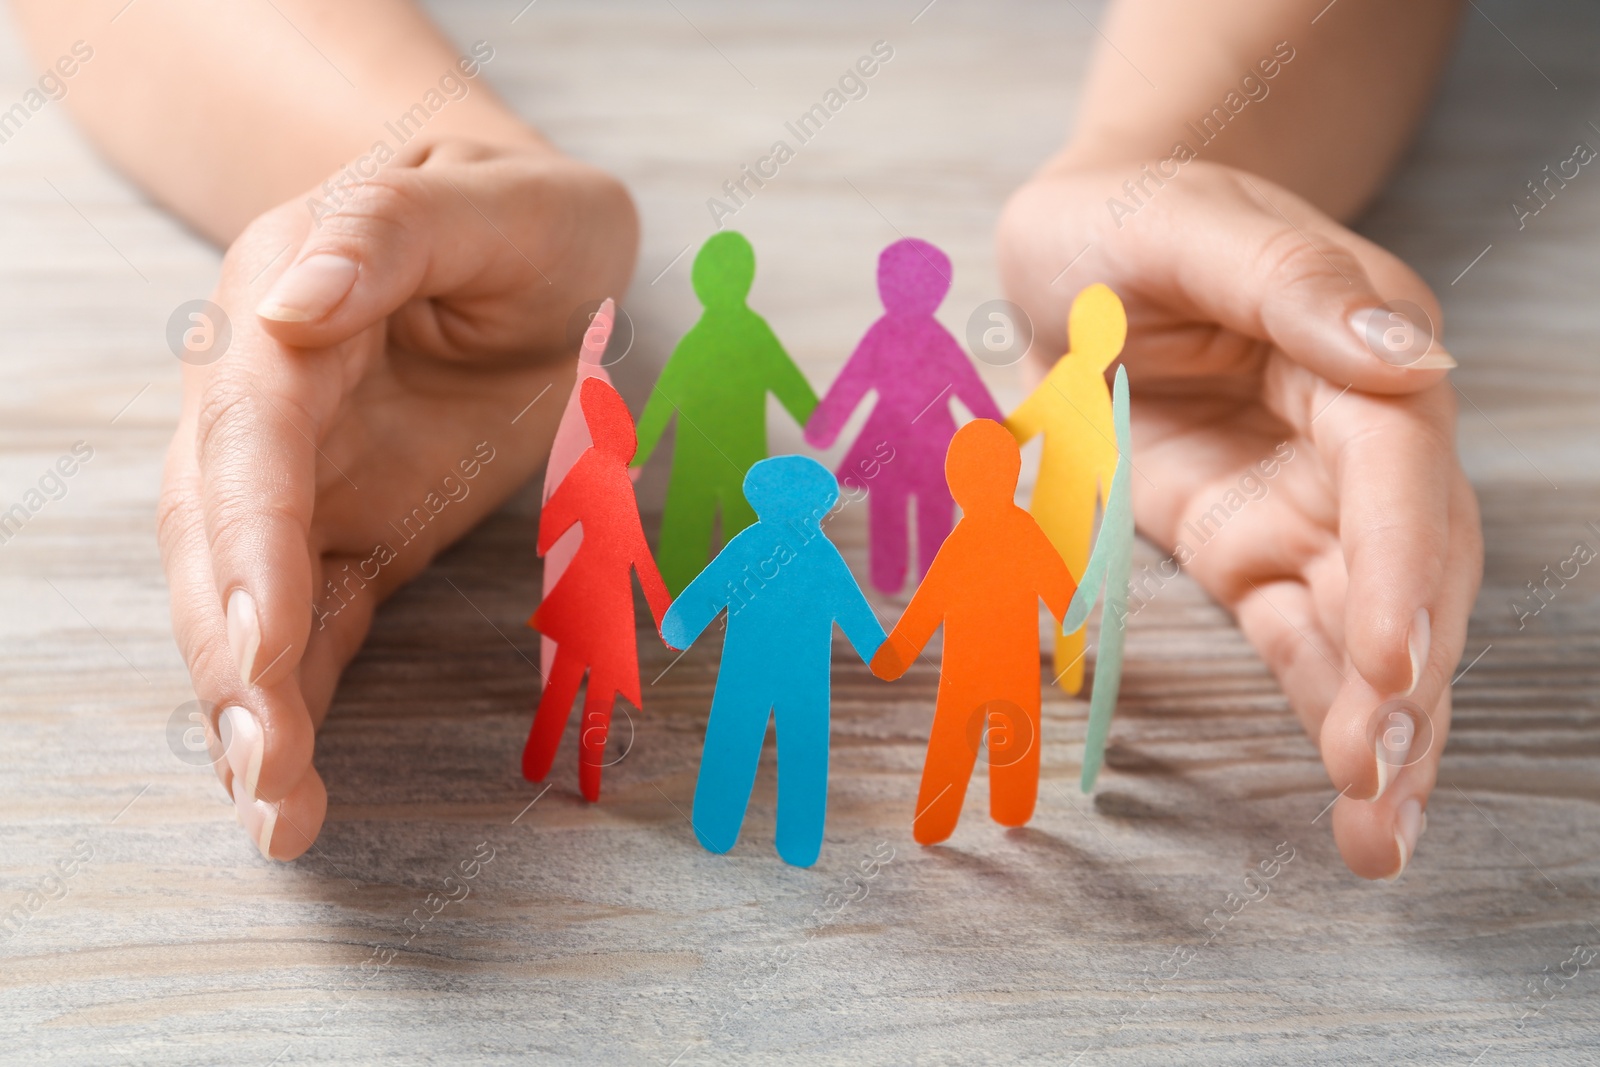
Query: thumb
[{"left": 251, "top": 158, "right": 558, "bottom": 356}]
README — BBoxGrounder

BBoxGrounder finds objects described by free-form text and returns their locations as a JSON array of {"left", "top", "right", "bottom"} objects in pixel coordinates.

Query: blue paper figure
[{"left": 660, "top": 455, "right": 887, "bottom": 867}]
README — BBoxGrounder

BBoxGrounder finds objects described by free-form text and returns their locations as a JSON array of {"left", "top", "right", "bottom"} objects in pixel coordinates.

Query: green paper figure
[
  {"left": 1061, "top": 363, "right": 1134, "bottom": 792},
  {"left": 634, "top": 231, "right": 819, "bottom": 595}
]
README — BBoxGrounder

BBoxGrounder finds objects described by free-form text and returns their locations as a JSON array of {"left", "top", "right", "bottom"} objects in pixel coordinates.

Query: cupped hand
[
  {"left": 158, "top": 139, "right": 638, "bottom": 858},
  {"left": 997, "top": 159, "right": 1482, "bottom": 880}
]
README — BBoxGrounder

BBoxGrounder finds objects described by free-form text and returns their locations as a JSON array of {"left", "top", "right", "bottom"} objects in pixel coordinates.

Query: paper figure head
[
  {"left": 946, "top": 418, "right": 1020, "bottom": 513},
  {"left": 692, "top": 231, "right": 756, "bottom": 309},
  {"left": 877, "top": 238, "right": 951, "bottom": 316},
  {"left": 1067, "top": 283, "right": 1128, "bottom": 372},
  {"left": 579, "top": 297, "right": 615, "bottom": 366},
  {"left": 579, "top": 377, "right": 637, "bottom": 463},
  {"left": 742, "top": 454, "right": 839, "bottom": 523}
]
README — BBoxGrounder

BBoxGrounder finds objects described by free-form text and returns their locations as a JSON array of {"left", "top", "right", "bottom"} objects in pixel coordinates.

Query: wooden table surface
[{"left": 3, "top": 1, "right": 1599, "bottom": 1063}]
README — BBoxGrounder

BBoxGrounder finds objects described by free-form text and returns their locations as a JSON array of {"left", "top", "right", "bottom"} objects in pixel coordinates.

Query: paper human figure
[
  {"left": 1062, "top": 364, "right": 1134, "bottom": 792},
  {"left": 634, "top": 231, "right": 818, "bottom": 596},
  {"left": 1005, "top": 283, "right": 1126, "bottom": 693},
  {"left": 659, "top": 455, "right": 885, "bottom": 868},
  {"left": 540, "top": 298, "right": 638, "bottom": 678},
  {"left": 804, "top": 238, "right": 1004, "bottom": 593},
  {"left": 524, "top": 378, "right": 671, "bottom": 801},
  {"left": 870, "top": 419, "right": 1076, "bottom": 845}
]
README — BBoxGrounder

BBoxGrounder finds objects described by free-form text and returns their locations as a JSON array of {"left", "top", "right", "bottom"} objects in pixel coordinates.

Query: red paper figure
[
  {"left": 805, "top": 238, "right": 1004, "bottom": 592},
  {"left": 525, "top": 378, "right": 671, "bottom": 800}
]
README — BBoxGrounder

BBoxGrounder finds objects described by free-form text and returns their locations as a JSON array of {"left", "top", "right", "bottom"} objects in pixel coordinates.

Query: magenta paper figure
[
  {"left": 540, "top": 298, "right": 637, "bottom": 677},
  {"left": 804, "top": 238, "right": 1004, "bottom": 593}
]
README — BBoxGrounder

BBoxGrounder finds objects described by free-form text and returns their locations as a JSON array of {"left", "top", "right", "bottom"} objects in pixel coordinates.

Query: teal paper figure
[
  {"left": 1061, "top": 364, "right": 1134, "bottom": 791},
  {"left": 659, "top": 455, "right": 886, "bottom": 867},
  {"left": 633, "top": 231, "right": 819, "bottom": 596}
]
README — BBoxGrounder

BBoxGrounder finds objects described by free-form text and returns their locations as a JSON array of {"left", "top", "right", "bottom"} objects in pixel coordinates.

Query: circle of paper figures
[{"left": 526, "top": 231, "right": 1132, "bottom": 866}]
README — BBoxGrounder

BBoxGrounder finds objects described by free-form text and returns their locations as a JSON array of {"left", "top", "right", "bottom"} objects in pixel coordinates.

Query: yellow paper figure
[{"left": 1004, "top": 283, "right": 1126, "bottom": 693}]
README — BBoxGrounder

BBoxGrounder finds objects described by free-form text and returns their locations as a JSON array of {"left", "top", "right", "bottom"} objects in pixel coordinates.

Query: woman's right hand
[{"left": 160, "top": 139, "right": 638, "bottom": 858}]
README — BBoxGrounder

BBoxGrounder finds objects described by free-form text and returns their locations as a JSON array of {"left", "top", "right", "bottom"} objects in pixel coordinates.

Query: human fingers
[
  {"left": 998, "top": 163, "right": 1454, "bottom": 392},
  {"left": 158, "top": 420, "right": 321, "bottom": 858},
  {"left": 255, "top": 145, "right": 636, "bottom": 361},
  {"left": 1320, "top": 472, "right": 1479, "bottom": 878},
  {"left": 191, "top": 215, "right": 352, "bottom": 704}
]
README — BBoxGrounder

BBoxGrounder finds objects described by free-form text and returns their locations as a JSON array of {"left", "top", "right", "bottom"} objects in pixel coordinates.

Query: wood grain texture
[{"left": 2, "top": 1, "right": 1599, "bottom": 1063}]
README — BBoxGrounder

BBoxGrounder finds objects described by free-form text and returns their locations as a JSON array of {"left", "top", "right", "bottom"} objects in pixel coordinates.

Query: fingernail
[
  {"left": 227, "top": 589, "right": 261, "bottom": 685},
  {"left": 1347, "top": 308, "right": 1456, "bottom": 369},
  {"left": 219, "top": 705, "right": 264, "bottom": 804},
  {"left": 256, "top": 253, "right": 357, "bottom": 322},
  {"left": 1405, "top": 607, "right": 1431, "bottom": 697},
  {"left": 1372, "top": 705, "right": 1416, "bottom": 801},
  {"left": 1386, "top": 797, "right": 1425, "bottom": 880},
  {"left": 1407, "top": 350, "right": 1458, "bottom": 370},
  {"left": 232, "top": 779, "right": 278, "bottom": 860}
]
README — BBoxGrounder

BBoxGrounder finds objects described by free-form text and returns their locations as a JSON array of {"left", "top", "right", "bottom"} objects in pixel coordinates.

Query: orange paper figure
[
  {"left": 1004, "top": 283, "right": 1126, "bottom": 694},
  {"left": 524, "top": 378, "right": 672, "bottom": 801},
  {"left": 870, "top": 419, "right": 1076, "bottom": 844}
]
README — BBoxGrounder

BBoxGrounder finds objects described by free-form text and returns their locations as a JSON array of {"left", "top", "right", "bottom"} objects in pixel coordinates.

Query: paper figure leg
[
  {"left": 911, "top": 687, "right": 983, "bottom": 845},
  {"left": 1081, "top": 558, "right": 1131, "bottom": 792},
  {"left": 692, "top": 675, "right": 773, "bottom": 855},
  {"left": 987, "top": 697, "right": 1042, "bottom": 828},
  {"left": 1055, "top": 511, "right": 1099, "bottom": 694},
  {"left": 576, "top": 674, "right": 619, "bottom": 803},
  {"left": 1053, "top": 628, "right": 1087, "bottom": 696},
  {"left": 523, "top": 648, "right": 586, "bottom": 782},
  {"left": 772, "top": 691, "right": 829, "bottom": 867},
  {"left": 867, "top": 483, "right": 909, "bottom": 593},
  {"left": 914, "top": 489, "right": 953, "bottom": 585},
  {"left": 659, "top": 470, "right": 720, "bottom": 597},
  {"left": 538, "top": 525, "right": 583, "bottom": 678}
]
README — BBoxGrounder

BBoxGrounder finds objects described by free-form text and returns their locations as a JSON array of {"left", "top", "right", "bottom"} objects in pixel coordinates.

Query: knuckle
[
  {"left": 314, "top": 171, "right": 423, "bottom": 247},
  {"left": 155, "top": 482, "right": 203, "bottom": 562},
  {"left": 193, "top": 387, "right": 260, "bottom": 475},
  {"left": 1256, "top": 226, "right": 1365, "bottom": 300}
]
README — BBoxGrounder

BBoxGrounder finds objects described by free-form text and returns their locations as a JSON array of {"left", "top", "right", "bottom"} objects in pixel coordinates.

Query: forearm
[
  {"left": 10, "top": 0, "right": 546, "bottom": 243},
  {"left": 1055, "top": 0, "right": 1462, "bottom": 220}
]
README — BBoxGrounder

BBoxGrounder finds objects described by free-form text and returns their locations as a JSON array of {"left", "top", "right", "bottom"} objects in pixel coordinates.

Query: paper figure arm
[
  {"left": 760, "top": 321, "right": 820, "bottom": 428},
  {"left": 1004, "top": 379, "right": 1049, "bottom": 448},
  {"left": 1032, "top": 526, "right": 1079, "bottom": 625},
  {"left": 944, "top": 334, "right": 1005, "bottom": 423},
  {"left": 632, "top": 352, "right": 683, "bottom": 469},
  {"left": 630, "top": 517, "right": 674, "bottom": 638},
  {"left": 1089, "top": 393, "right": 1120, "bottom": 507},
  {"left": 869, "top": 563, "right": 946, "bottom": 681},
  {"left": 1063, "top": 366, "right": 1132, "bottom": 633},
  {"left": 659, "top": 551, "right": 731, "bottom": 651},
  {"left": 804, "top": 327, "right": 880, "bottom": 449},
  {"left": 824, "top": 543, "right": 888, "bottom": 663},
  {"left": 535, "top": 466, "right": 583, "bottom": 557}
]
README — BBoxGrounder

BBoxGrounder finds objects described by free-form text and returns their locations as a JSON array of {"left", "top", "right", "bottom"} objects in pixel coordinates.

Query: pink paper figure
[
  {"left": 540, "top": 298, "right": 638, "bottom": 677},
  {"left": 804, "top": 238, "right": 1004, "bottom": 593}
]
